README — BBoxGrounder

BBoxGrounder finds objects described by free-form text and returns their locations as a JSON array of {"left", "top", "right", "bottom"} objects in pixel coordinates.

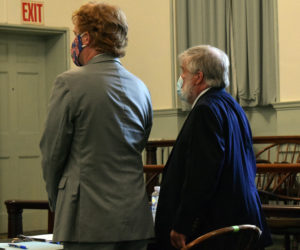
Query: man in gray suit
[{"left": 40, "top": 3, "right": 153, "bottom": 250}]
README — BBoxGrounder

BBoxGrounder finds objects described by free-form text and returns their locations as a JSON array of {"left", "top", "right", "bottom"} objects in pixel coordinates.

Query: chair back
[
  {"left": 181, "top": 224, "right": 262, "bottom": 250},
  {"left": 254, "top": 141, "right": 300, "bottom": 204},
  {"left": 255, "top": 142, "right": 300, "bottom": 164}
]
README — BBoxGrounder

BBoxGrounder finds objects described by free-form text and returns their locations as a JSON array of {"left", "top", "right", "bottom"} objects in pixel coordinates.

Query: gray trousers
[{"left": 63, "top": 239, "right": 149, "bottom": 250}]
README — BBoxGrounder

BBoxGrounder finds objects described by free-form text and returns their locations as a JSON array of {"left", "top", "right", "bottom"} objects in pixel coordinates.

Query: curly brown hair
[{"left": 72, "top": 2, "right": 128, "bottom": 58}]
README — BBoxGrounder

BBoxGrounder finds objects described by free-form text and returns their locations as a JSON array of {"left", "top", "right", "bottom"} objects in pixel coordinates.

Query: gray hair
[{"left": 178, "top": 45, "right": 230, "bottom": 88}]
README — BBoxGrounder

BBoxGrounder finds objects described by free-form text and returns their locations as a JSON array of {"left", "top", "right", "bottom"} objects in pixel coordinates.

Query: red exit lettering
[{"left": 22, "top": 1, "right": 44, "bottom": 24}]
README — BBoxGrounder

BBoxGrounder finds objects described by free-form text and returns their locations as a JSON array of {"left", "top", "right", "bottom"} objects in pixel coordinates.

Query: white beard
[{"left": 180, "top": 81, "right": 193, "bottom": 103}]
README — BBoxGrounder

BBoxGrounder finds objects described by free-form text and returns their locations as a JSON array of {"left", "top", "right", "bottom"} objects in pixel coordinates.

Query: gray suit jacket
[{"left": 40, "top": 54, "right": 154, "bottom": 242}]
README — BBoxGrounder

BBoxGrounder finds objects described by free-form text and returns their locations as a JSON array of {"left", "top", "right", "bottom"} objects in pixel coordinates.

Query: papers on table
[
  {"left": 0, "top": 241, "right": 63, "bottom": 249},
  {"left": 26, "top": 234, "right": 53, "bottom": 242}
]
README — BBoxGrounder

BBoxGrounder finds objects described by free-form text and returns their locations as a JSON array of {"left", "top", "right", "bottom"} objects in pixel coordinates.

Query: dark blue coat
[{"left": 155, "top": 88, "right": 272, "bottom": 249}]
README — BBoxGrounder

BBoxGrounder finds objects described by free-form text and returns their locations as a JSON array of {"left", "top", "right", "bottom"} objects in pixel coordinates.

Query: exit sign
[{"left": 21, "top": 0, "right": 44, "bottom": 25}]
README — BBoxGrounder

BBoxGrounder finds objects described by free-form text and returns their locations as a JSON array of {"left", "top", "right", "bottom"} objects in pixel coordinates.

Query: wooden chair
[
  {"left": 254, "top": 137, "right": 300, "bottom": 250},
  {"left": 181, "top": 224, "right": 262, "bottom": 250},
  {"left": 255, "top": 141, "right": 300, "bottom": 164}
]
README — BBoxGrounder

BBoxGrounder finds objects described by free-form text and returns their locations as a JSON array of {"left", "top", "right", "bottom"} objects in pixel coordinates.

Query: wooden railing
[
  {"left": 145, "top": 136, "right": 300, "bottom": 164},
  {"left": 145, "top": 140, "right": 175, "bottom": 197},
  {"left": 144, "top": 163, "right": 300, "bottom": 173},
  {"left": 256, "top": 163, "right": 300, "bottom": 172},
  {"left": 145, "top": 139, "right": 175, "bottom": 164},
  {"left": 252, "top": 135, "right": 300, "bottom": 144}
]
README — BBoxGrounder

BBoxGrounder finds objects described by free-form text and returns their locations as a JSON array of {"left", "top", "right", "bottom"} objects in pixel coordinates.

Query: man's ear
[
  {"left": 194, "top": 71, "right": 204, "bottom": 85},
  {"left": 81, "top": 32, "right": 90, "bottom": 46}
]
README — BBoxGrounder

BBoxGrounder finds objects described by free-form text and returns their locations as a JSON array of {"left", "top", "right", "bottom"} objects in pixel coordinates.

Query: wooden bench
[{"left": 5, "top": 200, "right": 54, "bottom": 238}]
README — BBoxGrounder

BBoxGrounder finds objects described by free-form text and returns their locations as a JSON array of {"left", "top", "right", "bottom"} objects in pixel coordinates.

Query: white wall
[
  {"left": 0, "top": 0, "right": 81, "bottom": 27},
  {"left": 278, "top": 0, "right": 300, "bottom": 102},
  {"left": 104, "top": 0, "right": 174, "bottom": 110},
  {"left": 107, "top": 0, "right": 300, "bottom": 106},
  {"left": 1, "top": 0, "right": 299, "bottom": 108},
  {"left": 0, "top": 0, "right": 174, "bottom": 110}
]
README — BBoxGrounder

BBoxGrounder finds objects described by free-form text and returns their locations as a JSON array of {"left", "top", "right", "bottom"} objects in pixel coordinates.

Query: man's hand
[{"left": 170, "top": 229, "right": 186, "bottom": 249}]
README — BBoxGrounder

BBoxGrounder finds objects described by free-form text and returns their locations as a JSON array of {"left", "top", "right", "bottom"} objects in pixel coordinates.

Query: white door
[{"left": 0, "top": 33, "right": 48, "bottom": 233}]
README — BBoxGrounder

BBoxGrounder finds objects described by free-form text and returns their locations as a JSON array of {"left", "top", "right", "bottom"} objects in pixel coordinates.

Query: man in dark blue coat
[{"left": 155, "top": 45, "right": 272, "bottom": 250}]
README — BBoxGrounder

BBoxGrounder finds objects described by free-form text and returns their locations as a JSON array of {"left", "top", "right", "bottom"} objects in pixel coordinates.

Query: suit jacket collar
[
  {"left": 194, "top": 87, "right": 225, "bottom": 107},
  {"left": 87, "top": 53, "right": 121, "bottom": 65},
  {"left": 192, "top": 87, "right": 211, "bottom": 108}
]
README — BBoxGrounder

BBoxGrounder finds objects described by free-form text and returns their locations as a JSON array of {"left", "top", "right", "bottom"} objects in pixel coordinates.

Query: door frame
[
  {"left": 0, "top": 24, "right": 69, "bottom": 233},
  {"left": 0, "top": 24, "right": 70, "bottom": 99}
]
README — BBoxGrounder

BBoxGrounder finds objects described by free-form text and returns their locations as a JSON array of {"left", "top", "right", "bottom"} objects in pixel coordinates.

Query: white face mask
[
  {"left": 176, "top": 76, "right": 184, "bottom": 98},
  {"left": 177, "top": 76, "right": 192, "bottom": 102}
]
